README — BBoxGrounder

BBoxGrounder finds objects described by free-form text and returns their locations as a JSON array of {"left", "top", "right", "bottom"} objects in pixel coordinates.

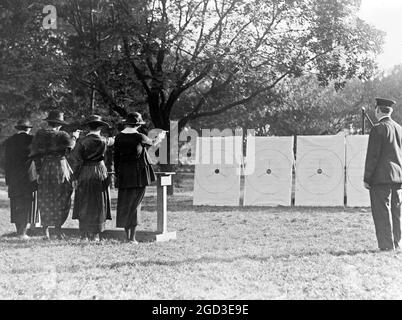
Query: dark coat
[
  {"left": 4, "top": 133, "right": 37, "bottom": 198},
  {"left": 364, "top": 117, "right": 402, "bottom": 186},
  {"left": 113, "top": 132, "right": 156, "bottom": 188},
  {"left": 30, "top": 129, "right": 75, "bottom": 172},
  {"left": 30, "top": 129, "right": 74, "bottom": 157},
  {"left": 68, "top": 133, "right": 108, "bottom": 174},
  {"left": 69, "top": 134, "right": 112, "bottom": 229}
]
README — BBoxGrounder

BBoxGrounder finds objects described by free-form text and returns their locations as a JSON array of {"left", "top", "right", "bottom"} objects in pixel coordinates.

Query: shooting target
[
  {"left": 346, "top": 135, "right": 370, "bottom": 207},
  {"left": 193, "top": 137, "right": 242, "bottom": 206},
  {"left": 295, "top": 136, "right": 345, "bottom": 206},
  {"left": 244, "top": 137, "right": 294, "bottom": 206}
]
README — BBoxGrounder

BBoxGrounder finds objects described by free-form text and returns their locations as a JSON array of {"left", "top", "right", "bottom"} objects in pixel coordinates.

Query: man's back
[{"left": 364, "top": 118, "right": 402, "bottom": 185}]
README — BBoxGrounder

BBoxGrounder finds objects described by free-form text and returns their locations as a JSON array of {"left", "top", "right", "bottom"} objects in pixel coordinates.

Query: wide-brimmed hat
[
  {"left": 84, "top": 115, "right": 110, "bottom": 128},
  {"left": 123, "top": 112, "right": 146, "bottom": 126},
  {"left": 15, "top": 119, "right": 33, "bottom": 130},
  {"left": 43, "top": 110, "right": 68, "bottom": 125}
]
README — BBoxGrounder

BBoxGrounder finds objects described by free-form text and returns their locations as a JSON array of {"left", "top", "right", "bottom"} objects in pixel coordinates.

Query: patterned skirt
[
  {"left": 72, "top": 161, "right": 112, "bottom": 233},
  {"left": 38, "top": 156, "right": 73, "bottom": 227}
]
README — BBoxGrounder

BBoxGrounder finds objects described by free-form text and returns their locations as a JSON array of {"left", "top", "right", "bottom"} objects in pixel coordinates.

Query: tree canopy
[{"left": 0, "top": 0, "right": 385, "bottom": 133}]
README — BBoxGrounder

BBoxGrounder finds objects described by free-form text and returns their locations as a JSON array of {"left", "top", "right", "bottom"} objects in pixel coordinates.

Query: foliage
[
  {"left": 369, "top": 65, "right": 402, "bottom": 125},
  {"left": 0, "top": 0, "right": 385, "bottom": 134},
  {"left": 265, "top": 77, "right": 368, "bottom": 135},
  {"left": 191, "top": 65, "right": 402, "bottom": 137},
  {"left": 0, "top": 1, "right": 66, "bottom": 120}
]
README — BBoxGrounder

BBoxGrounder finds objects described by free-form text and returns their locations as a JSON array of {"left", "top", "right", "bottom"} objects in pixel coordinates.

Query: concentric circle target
[
  {"left": 296, "top": 148, "right": 344, "bottom": 195},
  {"left": 195, "top": 148, "right": 241, "bottom": 195},
  {"left": 346, "top": 148, "right": 367, "bottom": 193},
  {"left": 245, "top": 148, "right": 293, "bottom": 195}
]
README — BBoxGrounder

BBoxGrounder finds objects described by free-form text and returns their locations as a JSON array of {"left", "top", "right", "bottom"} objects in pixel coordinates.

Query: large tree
[
  {"left": 1, "top": 0, "right": 386, "bottom": 132},
  {"left": 31, "top": 0, "right": 384, "bottom": 131}
]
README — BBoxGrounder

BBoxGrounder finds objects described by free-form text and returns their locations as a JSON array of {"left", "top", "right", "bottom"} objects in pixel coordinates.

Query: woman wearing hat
[
  {"left": 30, "top": 111, "right": 80, "bottom": 240},
  {"left": 113, "top": 112, "right": 166, "bottom": 243},
  {"left": 69, "top": 115, "right": 114, "bottom": 241},
  {"left": 4, "top": 119, "right": 39, "bottom": 239}
]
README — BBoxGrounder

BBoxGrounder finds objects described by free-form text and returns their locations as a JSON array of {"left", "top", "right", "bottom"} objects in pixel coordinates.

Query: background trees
[{"left": 1, "top": 0, "right": 385, "bottom": 131}]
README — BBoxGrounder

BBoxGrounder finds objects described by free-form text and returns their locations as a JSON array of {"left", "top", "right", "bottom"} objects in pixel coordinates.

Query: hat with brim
[
  {"left": 84, "top": 115, "right": 110, "bottom": 128},
  {"left": 43, "top": 110, "right": 68, "bottom": 125},
  {"left": 15, "top": 119, "right": 33, "bottom": 130},
  {"left": 376, "top": 98, "right": 396, "bottom": 107},
  {"left": 122, "top": 112, "right": 146, "bottom": 126}
]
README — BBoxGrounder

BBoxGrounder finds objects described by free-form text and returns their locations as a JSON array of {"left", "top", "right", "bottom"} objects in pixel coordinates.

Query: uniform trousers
[{"left": 369, "top": 184, "right": 402, "bottom": 250}]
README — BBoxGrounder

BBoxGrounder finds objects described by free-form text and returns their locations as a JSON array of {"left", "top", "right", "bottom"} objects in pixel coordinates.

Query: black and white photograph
[{"left": 1, "top": 0, "right": 402, "bottom": 303}]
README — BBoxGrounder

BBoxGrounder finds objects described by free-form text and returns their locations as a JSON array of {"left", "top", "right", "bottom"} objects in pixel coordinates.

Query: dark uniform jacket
[
  {"left": 113, "top": 132, "right": 156, "bottom": 188},
  {"left": 364, "top": 117, "right": 402, "bottom": 186},
  {"left": 4, "top": 133, "right": 37, "bottom": 198}
]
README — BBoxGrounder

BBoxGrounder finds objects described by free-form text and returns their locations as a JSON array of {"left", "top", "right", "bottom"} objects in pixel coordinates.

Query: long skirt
[
  {"left": 10, "top": 191, "right": 39, "bottom": 226},
  {"left": 72, "top": 162, "right": 112, "bottom": 233},
  {"left": 38, "top": 156, "right": 73, "bottom": 227},
  {"left": 116, "top": 187, "right": 146, "bottom": 229}
]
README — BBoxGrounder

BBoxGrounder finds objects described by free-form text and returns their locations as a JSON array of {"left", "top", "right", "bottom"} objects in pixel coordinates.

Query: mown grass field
[{"left": 1, "top": 175, "right": 402, "bottom": 300}]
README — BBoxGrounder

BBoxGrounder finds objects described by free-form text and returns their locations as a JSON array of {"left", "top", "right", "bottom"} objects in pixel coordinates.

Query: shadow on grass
[
  {"left": 98, "top": 250, "right": 383, "bottom": 269},
  {"left": 140, "top": 197, "right": 364, "bottom": 213},
  {"left": 0, "top": 225, "right": 383, "bottom": 258},
  {"left": 0, "top": 228, "right": 126, "bottom": 249},
  {"left": 1, "top": 247, "right": 387, "bottom": 275},
  {"left": 13, "top": 248, "right": 375, "bottom": 273}
]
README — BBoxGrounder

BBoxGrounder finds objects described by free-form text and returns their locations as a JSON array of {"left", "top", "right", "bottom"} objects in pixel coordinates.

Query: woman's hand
[
  {"left": 152, "top": 130, "right": 167, "bottom": 145},
  {"left": 72, "top": 130, "right": 81, "bottom": 140}
]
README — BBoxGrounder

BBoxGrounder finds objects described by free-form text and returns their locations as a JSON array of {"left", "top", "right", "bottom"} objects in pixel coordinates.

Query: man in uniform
[
  {"left": 4, "top": 119, "right": 38, "bottom": 239},
  {"left": 364, "top": 98, "right": 402, "bottom": 251}
]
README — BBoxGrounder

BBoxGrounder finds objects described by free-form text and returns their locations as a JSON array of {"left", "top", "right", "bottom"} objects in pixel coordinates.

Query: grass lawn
[{"left": 1, "top": 176, "right": 402, "bottom": 300}]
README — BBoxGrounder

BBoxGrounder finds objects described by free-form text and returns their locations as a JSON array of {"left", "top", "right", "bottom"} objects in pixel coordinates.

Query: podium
[{"left": 139, "top": 172, "right": 177, "bottom": 242}]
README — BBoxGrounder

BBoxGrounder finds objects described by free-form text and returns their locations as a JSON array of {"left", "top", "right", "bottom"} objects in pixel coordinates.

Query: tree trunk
[
  {"left": 149, "top": 100, "right": 175, "bottom": 195},
  {"left": 161, "top": 125, "right": 175, "bottom": 195}
]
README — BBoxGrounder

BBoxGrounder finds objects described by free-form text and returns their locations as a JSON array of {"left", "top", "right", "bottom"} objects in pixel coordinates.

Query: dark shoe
[{"left": 379, "top": 248, "right": 394, "bottom": 252}]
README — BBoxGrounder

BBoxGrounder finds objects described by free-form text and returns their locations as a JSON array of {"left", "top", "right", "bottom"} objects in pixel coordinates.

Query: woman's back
[
  {"left": 75, "top": 134, "right": 108, "bottom": 162},
  {"left": 114, "top": 132, "right": 155, "bottom": 188}
]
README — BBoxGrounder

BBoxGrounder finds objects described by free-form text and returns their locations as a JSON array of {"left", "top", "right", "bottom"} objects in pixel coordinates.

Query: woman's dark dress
[
  {"left": 4, "top": 133, "right": 39, "bottom": 226},
  {"left": 69, "top": 134, "right": 112, "bottom": 233},
  {"left": 114, "top": 132, "right": 156, "bottom": 228},
  {"left": 30, "top": 129, "right": 75, "bottom": 227}
]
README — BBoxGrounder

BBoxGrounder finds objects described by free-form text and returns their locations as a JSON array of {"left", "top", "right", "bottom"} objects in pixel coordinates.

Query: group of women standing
[{"left": 5, "top": 110, "right": 165, "bottom": 243}]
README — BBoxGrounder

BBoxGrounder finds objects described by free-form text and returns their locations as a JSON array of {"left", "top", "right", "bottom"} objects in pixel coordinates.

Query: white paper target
[
  {"left": 244, "top": 137, "right": 294, "bottom": 206},
  {"left": 295, "top": 136, "right": 345, "bottom": 206},
  {"left": 346, "top": 135, "right": 370, "bottom": 207},
  {"left": 193, "top": 137, "right": 242, "bottom": 206}
]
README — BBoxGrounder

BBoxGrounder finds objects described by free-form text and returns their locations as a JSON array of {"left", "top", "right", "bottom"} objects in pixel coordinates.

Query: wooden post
[
  {"left": 361, "top": 107, "right": 366, "bottom": 135},
  {"left": 157, "top": 177, "right": 168, "bottom": 233},
  {"left": 152, "top": 172, "right": 177, "bottom": 242}
]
